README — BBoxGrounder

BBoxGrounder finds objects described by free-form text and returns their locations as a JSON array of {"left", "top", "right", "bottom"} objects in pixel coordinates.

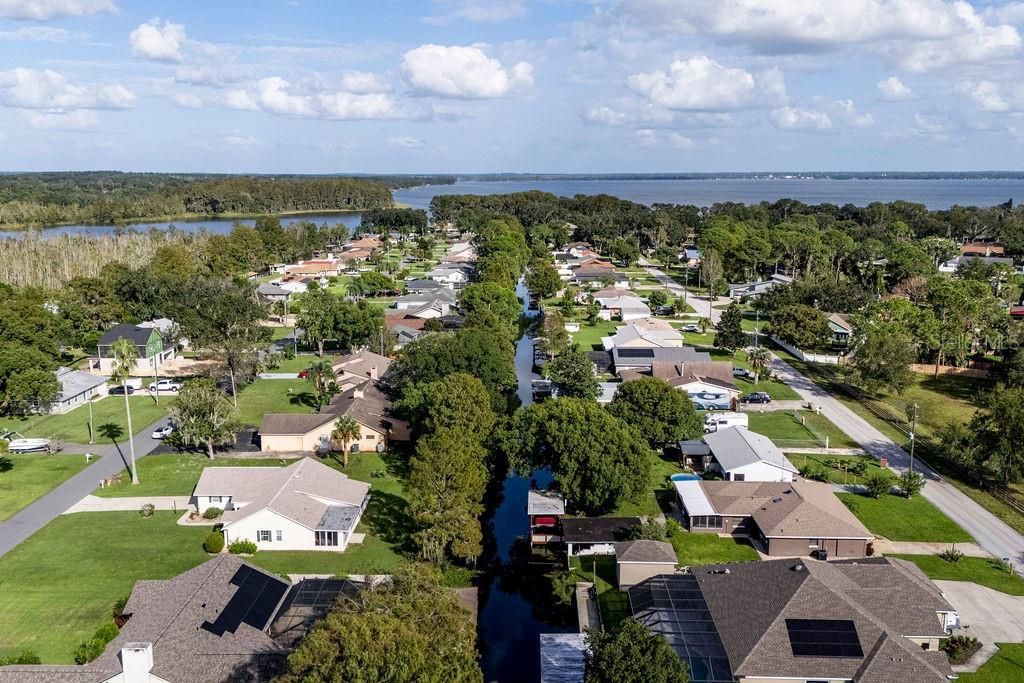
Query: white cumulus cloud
[
  {"left": 0, "top": 68, "right": 135, "bottom": 110},
  {"left": 627, "top": 56, "right": 755, "bottom": 110},
  {"left": 401, "top": 44, "right": 533, "bottom": 99},
  {"left": 130, "top": 18, "right": 187, "bottom": 62},
  {"left": 583, "top": 106, "right": 632, "bottom": 126},
  {"left": 958, "top": 81, "right": 1013, "bottom": 112},
  {"left": 173, "top": 93, "right": 203, "bottom": 109},
  {"left": 225, "top": 76, "right": 398, "bottom": 120},
  {"left": 770, "top": 106, "right": 832, "bottom": 130},
  {"left": 338, "top": 72, "right": 390, "bottom": 94},
  {"left": 877, "top": 76, "right": 913, "bottom": 100},
  {"left": 833, "top": 99, "right": 875, "bottom": 126},
  {"left": 0, "top": 0, "right": 115, "bottom": 20}
]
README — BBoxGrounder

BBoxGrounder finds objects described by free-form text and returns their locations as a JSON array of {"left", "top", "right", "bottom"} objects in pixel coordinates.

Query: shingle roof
[
  {"left": 327, "top": 383, "right": 411, "bottom": 440},
  {"left": 98, "top": 323, "right": 158, "bottom": 348},
  {"left": 615, "top": 540, "right": 677, "bottom": 564},
  {"left": 331, "top": 350, "right": 392, "bottom": 381},
  {"left": 527, "top": 489, "right": 566, "bottom": 516},
  {"left": 258, "top": 412, "right": 336, "bottom": 435},
  {"left": 703, "top": 427, "right": 798, "bottom": 474},
  {"left": 55, "top": 367, "right": 107, "bottom": 402}
]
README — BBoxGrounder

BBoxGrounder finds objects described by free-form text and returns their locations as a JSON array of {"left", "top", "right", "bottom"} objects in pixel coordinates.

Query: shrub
[
  {"left": 204, "top": 532, "right": 225, "bottom": 554},
  {"left": 139, "top": 503, "right": 155, "bottom": 517},
  {"left": 93, "top": 622, "right": 119, "bottom": 643},
  {"left": 940, "top": 546, "right": 964, "bottom": 563},
  {"left": 898, "top": 470, "right": 926, "bottom": 498},
  {"left": 941, "top": 635, "right": 980, "bottom": 664},
  {"left": 863, "top": 471, "right": 894, "bottom": 498},
  {"left": 73, "top": 621, "right": 119, "bottom": 664},
  {"left": 0, "top": 651, "right": 40, "bottom": 666},
  {"left": 548, "top": 568, "right": 581, "bottom": 605},
  {"left": 0, "top": 439, "right": 8, "bottom": 454},
  {"left": 202, "top": 507, "right": 223, "bottom": 520},
  {"left": 799, "top": 463, "right": 830, "bottom": 482},
  {"left": 865, "top": 541, "right": 875, "bottom": 557},
  {"left": 229, "top": 539, "right": 258, "bottom": 555}
]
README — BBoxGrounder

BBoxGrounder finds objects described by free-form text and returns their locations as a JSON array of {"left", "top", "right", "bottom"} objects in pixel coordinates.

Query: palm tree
[
  {"left": 331, "top": 416, "right": 362, "bottom": 467},
  {"left": 305, "top": 360, "right": 338, "bottom": 412},
  {"left": 110, "top": 338, "right": 140, "bottom": 484},
  {"left": 748, "top": 347, "right": 771, "bottom": 384},
  {"left": 698, "top": 316, "right": 710, "bottom": 335}
]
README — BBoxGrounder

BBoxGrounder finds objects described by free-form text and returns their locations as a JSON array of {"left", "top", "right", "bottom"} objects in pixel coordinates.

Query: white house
[
  {"left": 602, "top": 320, "right": 683, "bottom": 350},
  {"left": 193, "top": 458, "right": 371, "bottom": 552},
  {"left": 594, "top": 295, "right": 651, "bottom": 321},
  {"left": 427, "top": 263, "right": 474, "bottom": 290},
  {"left": 680, "top": 426, "right": 798, "bottom": 482},
  {"left": 40, "top": 367, "right": 108, "bottom": 414},
  {"left": 728, "top": 273, "right": 794, "bottom": 300}
]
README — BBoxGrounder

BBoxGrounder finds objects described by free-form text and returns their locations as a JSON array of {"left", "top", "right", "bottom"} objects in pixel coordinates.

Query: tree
[
  {"left": 648, "top": 289, "right": 669, "bottom": 310},
  {"left": 510, "top": 399, "right": 651, "bottom": 514},
  {"left": 559, "top": 288, "right": 576, "bottom": 318},
  {"left": 535, "top": 310, "right": 570, "bottom": 357},
  {"left": 331, "top": 416, "right": 362, "bottom": 467},
  {"left": 297, "top": 289, "right": 338, "bottom": 357},
  {"left": 170, "top": 378, "right": 238, "bottom": 458},
  {"left": 397, "top": 372, "right": 496, "bottom": 444},
  {"left": 747, "top": 347, "right": 771, "bottom": 383},
  {"left": 459, "top": 282, "right": 522, "bottom": 335},
  {"left": 971, "top": 386, "right": 1024, "bottom": 484},
  {"left": 768, "top": 304, "right": 832, "bottom": 349},
  {"left": 584, "top": 618, "right": 688, "bottom": 683},
  {"left": 898, "top": 470, "right": 925, "bottom": 498},
  {"left": 714, "top": 302, "right": 746, "bottom": 353},
  {"left": 863, "top": 470, "right": 894, "bottom": 498},
  {"left": 277, "top": 563, "right": 482, "bottom": 683},
  {"left": 607, "top": 378, "right": 702, "bottom": 447},
  {"left": 545, "top": 344, "right": 600, "bottom": 400},
  {"left": 305, "top": 360, "right": 338, "bottom": 413},
  {"left": 526, "top": 260, "right": 562, "bottom": 299},
  {"left": 110, "top": 338, "right": 139, "bottom": 484},
  {"left": 407, "top": 429, "right": 488, "bottom": 564},
  {"left": 700, "top": 249, "right": 724, "bottom": 292},
  {"left": 349, "top": 271, "right": 396, "bottom": 297},
  {"left": 850, "top": 323, "right": 914, "bottom": 394}
]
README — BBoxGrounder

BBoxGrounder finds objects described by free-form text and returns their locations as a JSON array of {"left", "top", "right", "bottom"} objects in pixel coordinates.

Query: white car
[
  {"left": 8, "top": 438, "right": 51, "bottom": 453},
  {"left": 151, "top": 425, "right": 174, "bottom": 439},
  {"left": 148, "top": 379, "right": 182, "bottom": 393}
]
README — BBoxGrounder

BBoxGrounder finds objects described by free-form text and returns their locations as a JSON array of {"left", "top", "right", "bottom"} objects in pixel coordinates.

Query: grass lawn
[
  {"left": 570, "top": 556, "right": 629, "bottom": 631},
  {"left": 838, "top": 493, "right": 973, "bottom": 543},
  {"left": 268, "top": 354, "right": 336, "bottom": 373},
  {"left": 958, "top": 643, "right": 1024, "bottom": 682},
  {"left": 94, "top": 454, "right": 296, "bottom": 497},
  {"left": 735, "top": 377, "right": 801, "bottom": 400},
  {"left": 570, "top": 320, "right": 619, "bottom": 351},
  {"left": 874, "top": 372, "right": 988, "bottom": 442},
  {"left": 268, "top": 326, "right": 297, "bottom": 341},
  {"left": 0, "top": 397, "right": 168, "bottom": 444},
  {"left": 0, "top": 511, "right": 209, "bottom": 662},
  {"left": 0, "top": 454, "right": 93, "bottom": 521},
  {"left": 888, "top": 554, "right": 1024, "bottom": 596},
  {"left": 234, "top": 378, "right": 316, "bottom": 427},
  {"left": 671, "top": 532, "right": 760, "bottom": 566},
  {"left": 746, "top": 411, "right": 858, "bottom": 449},
  {"left": 788, "top": 453, "right": 885, "bottom": 486},
  {"left": 611, "top": 452, "right": 685, "bottom": 519}
]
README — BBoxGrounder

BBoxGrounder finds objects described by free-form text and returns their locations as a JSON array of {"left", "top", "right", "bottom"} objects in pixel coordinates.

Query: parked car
[
  {"left": 655, "top": 305, "right": 674, "bottom": 316},
  {"left": 733, "top": 367, "right": 755, "bottom": 379},
  {"left": 151, "top": 425, "right": 174, "bottom": 439},
  {"left": 741, "top": 391, "right": 772, "bottom": 404},
  {"left": 148, "top": 379, "right": 183, "bottom": 393},
  {"left": 681, "top": 324, "right": 700, "bottom": 333},
  {"left": 297, "top": 369, "right": 310, "bottom": 379},
  {"left": 109, "top": 385, "right": 135, "bottom": 395},
  {"left": 8, "top": 438, "right": 51, "bottom": 453}
]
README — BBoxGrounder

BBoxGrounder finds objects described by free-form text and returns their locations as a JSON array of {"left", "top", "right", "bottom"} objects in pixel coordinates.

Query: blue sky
[{"left": 1, "top": 0, "right": 1023, "bottom": 173}]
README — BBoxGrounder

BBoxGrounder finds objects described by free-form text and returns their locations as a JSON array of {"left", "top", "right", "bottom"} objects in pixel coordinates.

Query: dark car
[
  {"left": 109, "top": 385, "right": 135, "bottom": 395},
  {"left": 740, "top": 391, "right": 772, "bottom": 404}
]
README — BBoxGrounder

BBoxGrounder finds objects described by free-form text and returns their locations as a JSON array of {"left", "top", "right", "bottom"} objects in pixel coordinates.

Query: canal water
[{"left": 475, "top": 279, "right": 574, "bottom": 682}]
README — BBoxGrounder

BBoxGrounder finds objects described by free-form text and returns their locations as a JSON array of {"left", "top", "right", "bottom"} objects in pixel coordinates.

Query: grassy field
[
  {"left": 746, "top": 411, "right": 859, "bottom": 449},
  {"left": 0, "top": 454, "right": 93, "bottom": 521},
  {"left": 570, "top": 556, "right": 629, "bottom": 631},
  {"left": 788, "top": 453, "right": 885, "bottom": 486},
  {"left": 0, "top": 511, "right": 209, "bottom": 662},
  {"left": 958, "top": 644, "right": 1024, "bottom": 682},
  {"left": 671, "top": 532, "right": 759, "bottom": 566},
  {"left": 838, "top": 493, "right": 973, "bottom": 543},
  {"left": 94, "top": 454, "right": 296, "bottom": 497},
  {"left": 569, "top": 320, "right": 619, "bottom": 351},
  {"left": 873, "top": 372, "right": 988, "bottom": 442},
  {"left": 611, "top": 452, "right": 685, "bottom": 519},
  {"left": 888, "top": 554, "right": 1024, "bottom": 596},
  {"left": 234, "top": 378, "right": 316, "bottom": 427},
  {"left": 268, "top": 354, "right": 336, "bottom": 373},
  {"left": 0, "top": 397, "right": 168, "bottom": 444}
]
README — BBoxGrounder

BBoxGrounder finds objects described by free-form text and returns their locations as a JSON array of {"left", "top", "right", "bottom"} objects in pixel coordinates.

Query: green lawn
[
  {"left": 746, "top": 411, "right": 858, "bottom": 449},
  {"left": 611, "top": 452, "right": 685, "bottom": 518},
  {"left": 0, "top": 454, "right": 93, "bottom": 521},
  {"left": 873, "top": 372, "right": 988, "bottom": 442},
  {"left": 570, "top": 320, "right": 619, "bottom": 351},
  {"left": 888, "top": 554, "right": 1024, "bottom": 596},
  {"left": 671, "top": 531, "right": 759, "bottom": 566},
  {"left": 0, "top": 511, "right": 209, "bottom": 662},
  {"left": 269, "top": 326, "right": 297, "bottom": 341},
  {"left": 268, "top": 354, "right": 336, "bottom": 373},
  {"left": 788, "top": 453, "right": 885, "bottom": 486},
  {"left": 0, "top": 397, "right": 168, "bottom": 444},
  {"left": 735, "top": 377, "right": 801, "bottom": 400},
  {"left": 234, "top": 378, "right": 316, "bottom": 427},
  {"left": 94, "top": 454, "right": 296, "bottom": 497},
  {"left": 570, "top": 556, "right": 629, "bottom": 631},
  {"left": 838, "top": 493, "right": 973, "bottom": 542},
  {"left": 958, "top": 643, "right": 1024, "bottom": 682}
]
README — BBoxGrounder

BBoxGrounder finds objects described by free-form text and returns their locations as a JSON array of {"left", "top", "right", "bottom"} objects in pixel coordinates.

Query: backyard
[
  {"left": 0, "top": 454, "right": 93, "bottom": 521},
  {"left": 671, "top": 531, "right": 759, "bottom": 566},
  {"left": 0, "top": 397, "right": 168, "bottom": 444},
  {"left": 889, "top": 554, "right": 1024, "bottom": 596},
  {"left": 233, "top": 378, "right": 316, "bottom": 427},
  {"left": 570, "top": 556, "right": 628, "bottom": 631},
  {"left": 838, "top": 493, "right": 973, "bottom": 543},
  {"left": 610, "top": 451, "right": 686, "bottom": 519}
]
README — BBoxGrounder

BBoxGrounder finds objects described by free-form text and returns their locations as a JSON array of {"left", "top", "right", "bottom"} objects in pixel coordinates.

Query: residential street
[
  {"left": 0, "top": 416, "right": 171, "bottom": 558},
  {"left": 640, "top": 262, "right": 725, "bottom": 323}
]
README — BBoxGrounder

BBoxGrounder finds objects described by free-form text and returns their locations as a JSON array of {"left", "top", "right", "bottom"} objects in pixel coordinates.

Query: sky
[{"left": 1, "top": 0, "right": 1024, "bottom": 173}]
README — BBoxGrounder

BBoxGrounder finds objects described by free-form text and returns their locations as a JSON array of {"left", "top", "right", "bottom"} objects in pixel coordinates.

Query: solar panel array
[
  {"left": 202, "top": 565, "right": 289, "bottom": 636},
  {"left": 785, "top": 619, "right": 864, "bottom": 658},
  {"left": 628, "top": 575, "right": 733, "bottom": 683},
  {"left": 616, "top": 348, "right": 656, "bottom": 358}
]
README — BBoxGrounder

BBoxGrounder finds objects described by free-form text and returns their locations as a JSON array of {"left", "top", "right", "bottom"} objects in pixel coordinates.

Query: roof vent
[
  {"left": 792, "top": 564, "right": 804, "bottom": 572},
  {"left": 772, "top": 497, "right": 783, "bottom": 503},
  {"left": 708, "top": 568, "right": 730, "bottom": 575}
]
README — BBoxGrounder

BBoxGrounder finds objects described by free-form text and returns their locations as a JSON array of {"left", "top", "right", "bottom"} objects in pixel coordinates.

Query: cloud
[
  {"left": 338, "top": 71, "right": 390, "bottom": 94},
  {"left": 0, "top": 26, "right": 85, "bottom": 42},
  {"left": 389, "top": 136, "right": 425, "bottom": 148},
  {"left": 636, "top": 129, "right": 695, "bottom": 149},
  {"left": 130, "top": 18, "right": 187, "bottom": 62},
  {"left": 21, "top": 109, "right": 99, "bottom": 130},
  {"left": 425, "top": 0, "right": 527, "bottom": 24},
  {"left": 877, "top": 76, "right": 913, "bottom": 100},
  {"left": 401, "top": 44, "right": 533, "bottom": 98},
  {"left": 174, "top": 65, "right": 241, "bottom": 87},
  {"left": 224, "top": 129, "right": 261, "bottom": 147},
  {"left": 888, "top": 21, "right": 1021, "bottom": 72},
  {"left": 958, "top": 81, "right": 1014, "bottom": 112},
  {"left": 583, "top": 106, "right": 632, "bottom": 126},
  {"left": 833, "top": 99, "right": 874, "bottom": 126},
  {"left": 225, "top": 76, "right": 398, "bottom": 120},
  {"left": 0, "top": 68, "right": 135, "bottom": 110},
  {"left": 0, "top": 0, "right": 115, "bottom": 20},
  {"left": 770, "top": 106, "right": 832, "bottom": 130},
  {"left": 756, "top": 67, "right": 788, "bottom": 104},
  {"left": 911, "top": 112, "right": 952, "bottom": 135},
  {"left": 173, "top": 93, "right": 203, "bottom": 109},
  {"left": 627, "top": 56, "right": 755, "bottom": 110}
]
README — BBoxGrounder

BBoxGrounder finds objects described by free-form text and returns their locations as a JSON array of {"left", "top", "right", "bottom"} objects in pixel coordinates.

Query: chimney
[
  {"left": 120, "top": 642, "right": 154, "bottom": 682},
  {"left": 353, "top": 386, "right": 364, "bottom": 399},
  {"left": 369, "top": 365, "right": 378, "bottom": 380}
]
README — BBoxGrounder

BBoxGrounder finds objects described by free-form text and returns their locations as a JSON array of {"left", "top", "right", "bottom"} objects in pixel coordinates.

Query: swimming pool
[{"left": 670, "top": 472, "right": 702, "bottom": 482}]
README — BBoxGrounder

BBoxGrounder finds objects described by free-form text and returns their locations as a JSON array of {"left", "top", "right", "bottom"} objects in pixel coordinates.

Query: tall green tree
[
  {"left": 459, "top": 282, "right": 522, "bottom": 336},
  {"left": 971, "top": 386, "right": 1024, "bottom": 484},
  {"left": 850, "top": 322, "right": 915, "bottom": 394},
  {"left": 170, "top": 378, "right": 238, "bottom": 458},
  {"left": 768, "top": 304, "right": 831, "bottom": 349},
  {"left": 545, "top": 344, "right": 600, "bottom": 400},
  {"left": 584, "top": 618, "right": 688, "bottom": 683},
  {"left": 747, "top": 347, "right": 771, "bottom": 382},
  {"left": 714, "top": 302, "right": 747, "bottom": 353},
  {"left": 526, "top": 259, "right": 562, "bottom": 299},
  {"left": 305, "top": 360, "right": 338, "bottom": 413},
  {"left": 397, "top": 372, "right": 496, "bottom": 443},
  {"left": 331, "top": 416, "right": 362, "bottom": 467},
  {"left": 297, "top": 289, "right": 338, "bottom": 357},
  {"left": 607, "top": 378, "right": 702, "bottom": 448},
  {"left": 110, "top": 338, "right": 140, "bottom": 484}
]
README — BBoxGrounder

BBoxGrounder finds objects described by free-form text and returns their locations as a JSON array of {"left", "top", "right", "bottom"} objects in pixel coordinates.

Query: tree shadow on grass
[
  {"left": 0, "top": 456, "right": 11, "bottom": 473},
  {"left": 287, "top": 391, "right": 318, "bottom": 410},
  {"left": 97, "top": 423, "right": 125, "bottom": 442},
  {"left": 360, "top": 490, "right": 416, "bottom": 557}
]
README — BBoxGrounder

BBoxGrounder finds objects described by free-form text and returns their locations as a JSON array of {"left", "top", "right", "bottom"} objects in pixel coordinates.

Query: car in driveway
[
  {"left": 148, "top": 379, "right": 182, "bottom": 393},
  {"left": 741, "top": 391, "right": 772, "bottom": 404},
  {"left": 8, "top": 438, "right": 52, "bottom": 453},
  {"left": 681, "top": 324, "right": 701, "bottom": 333},
  {"left": 733, "top": 367, "right": 755, "bottom": 379},
  {"left": 109, "top": 384, "right": 135, "bottom": 395},
  {"left": 151, "top": 425, "right": 174, "bottom": 439}
]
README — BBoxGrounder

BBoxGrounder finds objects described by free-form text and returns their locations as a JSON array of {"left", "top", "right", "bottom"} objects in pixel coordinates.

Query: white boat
[{"left": 7, "top": 438, "right": 51, "bottom": 453}]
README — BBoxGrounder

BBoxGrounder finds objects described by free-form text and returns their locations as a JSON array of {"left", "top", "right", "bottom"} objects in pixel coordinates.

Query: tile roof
[
  {"left": 703, "top": 427, "right": 798, "bottom": 474},
  {"left": 615, "top": 540, "right": 677, "bottom": 564}
]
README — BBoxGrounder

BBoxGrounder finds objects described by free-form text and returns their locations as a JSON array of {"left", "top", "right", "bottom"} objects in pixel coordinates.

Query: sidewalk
[{"left": 64, "top": 494, "right": 191, "bottom": 514}]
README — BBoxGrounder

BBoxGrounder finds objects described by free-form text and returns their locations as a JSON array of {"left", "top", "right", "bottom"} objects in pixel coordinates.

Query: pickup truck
[{"left": 148, "top": 379, "right": 183, "bottom": 393}]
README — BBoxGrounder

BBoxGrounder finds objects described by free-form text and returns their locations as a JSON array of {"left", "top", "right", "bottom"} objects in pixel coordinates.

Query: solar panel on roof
[
  {"left": 616, "top": 348, "right": 655, "bottom": 358},
  {"left": 786, "top": 619, "right": 864, "bottom": 658},
  {"left": 202, "top": 565, "right": 289, "bottom": 636}
]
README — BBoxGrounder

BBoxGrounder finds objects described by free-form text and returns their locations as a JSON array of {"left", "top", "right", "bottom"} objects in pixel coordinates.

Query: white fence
[{"left": 770, "top": 336, "right": 843, "bottom": 365}]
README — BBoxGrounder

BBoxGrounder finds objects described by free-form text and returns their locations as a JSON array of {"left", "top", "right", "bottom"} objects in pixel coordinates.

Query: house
[
  {"left": 615, "top": 347, "right": 739, "bottom": 408},
  {"left": 427, "top": 263, "right": 475, "bottom": 290},
  {"left": 284, "top": 259, "right": 341, "bottom": 277},
  {"left": 628, "top": 557, "right": 959, "bottom": 682},
  {"left": 728, "top": 273, "right": 794, "bottom": 299},
  {"left": 680, "top": 426, "right": 799, "bottom": 482},
  {"left": 92, "top": 323, "right": 177, "bottom": 375},
  {"left": 257, "top": 282, "right": 292, "bottom": 303},
  {"left": 939, "top": 254, "right": 1021, "bottom": 274},
  {"left": 442, "top": 241, "right": 478, "bottom": 263},
  {"left": 681, "top": 247, "right": 702, "bottom": 266},
  {"left": 528, "top": 490, "right": 565, "bottom": 545},
  {"left": 384, "top": 312, "right": 426, "bottom": 348},
  {"left": 827, "top": 313, "right": 853, "bottom": 347},
  {"left": 0, "top": 555, "right": 290, "bottom": 682},
  {"left": 40, "top": 367, "right": 108, "bottom": 414},
  {"left": 194, "top": 458, "right": 370, "bottom": 552},
  {"left": 615, "top": 540, "right": 677, "bottom": 589},
  {"left": 961, "top": 242, "right": 1005, "bottom": 256},
  {"left": 602, "top": 320, "right": 684, "bottom": 350},
  {"left": 393, "top": 288, "right": 457, "bottom": 317},
  {"left": 345, "top": 235, "right": 381, "bottom": 252},
  {"left": 572, "top": 261, "right": 629, "bottom": 289},
  {"left": 611, "top": 346, "right": 712, "bottom": 373},
  {"left": 594, "top": 295, "right": 651, "bottom": 321},
  {"left": 565, "top": 242, "right": 599, "bottom": 259},
  {"left": 673, "top": 479, "right": 873, "bottom": 557},
  {"left": 330, "top": 349, "right": 391, "bottom": 391},
  {"left": 562, "top": 517, "right": 640, "bottom": 559},
  {"left": 405, "top": 278, "right": 448, "bottom": 294}
]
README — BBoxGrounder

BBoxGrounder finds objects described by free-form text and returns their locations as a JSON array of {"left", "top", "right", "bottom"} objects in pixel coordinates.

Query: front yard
[
  {"left": 888, "top": 554, "right": 1024, "bottom": 596},
  {"left": 958, "top": 643, "right": 1024, "bottom": 682},
  {"left": 0, "top": 397, "right": 169, "bottom": 444},
  {"left": 788, "top": 453, "right": 885, "bottom": 485},
  {"left": 94, "top": 454, "right": 295, "bottom": 498},
  {"left": 838, "top": 493, "right": 973, "bottom": 543},
  {"left": 0, "top": 454, "right": 93, "bottom": 521},
  {"left": 746, "top": 411, "right": 859, "bottom": 449}
]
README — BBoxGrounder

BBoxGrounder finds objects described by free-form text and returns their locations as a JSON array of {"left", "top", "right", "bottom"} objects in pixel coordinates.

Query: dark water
[
  {"left": 475, "top": 280, "right": 572, "bottom": 682},
  {"left": 394, "top": 178, "right": 1024, "bottom": 211}
]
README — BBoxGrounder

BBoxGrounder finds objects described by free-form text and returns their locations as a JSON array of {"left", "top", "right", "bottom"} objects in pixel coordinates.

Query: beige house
[
  {"left": 331, "top": 350, "right": 392, "bottom": 391},
  {"left": 602, "top": 320, "right": 684, "bottom": 351},
  {"left": 615, "top": 540, "right": 677, "bottom": 589}
]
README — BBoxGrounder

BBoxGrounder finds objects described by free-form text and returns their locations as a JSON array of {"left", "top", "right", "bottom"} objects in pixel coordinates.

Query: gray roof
[
  {"left": 703, "top": 427, "right": 798, "bottom": 474},
  {"left": 612, "top": 346, "right": 711, "bottom": 370},
  {"left": 317, "top": 505, "right": 361, "bottom": 532},
  {"left": 615, "top": 540, "right": 677, "bottom": 564},
  {"left": 55, "top": 367, "right": 106, "bottom": 402},
  {"left": 561, "top": 517, "right": 640, "bottom": 543},
  {"left": 257, "top": 283, "right": 291, "bottom": 297},
  {"left": 528, "top": 489, "right": 565, "bottom": 516},
  {"left": 540, "top": 633, "right": 587, "bottom": 683},
  {"left": 394, "top": 288, "right": 458, "bottom": 305},
  {"left": 406, "top": 278, "right": 446, "bottom": 291},
  {"left": 98, "top": 323, "right": 159, "bottom": 348}
]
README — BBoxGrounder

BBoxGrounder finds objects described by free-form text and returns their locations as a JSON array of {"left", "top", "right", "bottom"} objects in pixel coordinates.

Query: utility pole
[
  {"left": 755, "top": 308, "right": 760, "bottom": 349},
  {"left": 908, "top": 403, "right": 919, "bottom": 475}
]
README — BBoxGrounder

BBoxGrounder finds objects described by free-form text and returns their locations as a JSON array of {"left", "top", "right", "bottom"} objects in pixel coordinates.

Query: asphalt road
[{"left": 0, "top": 416, "right": 171, "bottom": 558}]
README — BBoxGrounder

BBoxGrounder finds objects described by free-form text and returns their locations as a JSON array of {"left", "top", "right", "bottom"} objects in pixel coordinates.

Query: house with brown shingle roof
[{"left": 673, "top": 479, "right": 873, "bottom": 558}]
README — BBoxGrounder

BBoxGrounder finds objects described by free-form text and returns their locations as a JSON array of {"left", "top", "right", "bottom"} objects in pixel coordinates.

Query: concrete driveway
[{"left": 935, "top": 580, "right": 1024, "bottom": 643}]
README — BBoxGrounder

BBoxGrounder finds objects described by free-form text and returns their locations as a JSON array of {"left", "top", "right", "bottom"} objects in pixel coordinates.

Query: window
[
  {"left": 315, "top": 531, "right": 339, "bottom": 547},
  {"left": 276, "top": 530, "right": 282, "bottom": 541},
  {"left": 732, "top": 473, "right": 745, "bottom": 482},
  {"left": 258, "top": 530, "right": 272, "bottom": 542},
  {"left": 691, "top": 515, "right": 723, "bottom": 529},
  {"left": 365, "top": 434, "right": 375, "bottom": 440},
  {"left": 209, "top": 496, "right": 223, "bottom": 503}
]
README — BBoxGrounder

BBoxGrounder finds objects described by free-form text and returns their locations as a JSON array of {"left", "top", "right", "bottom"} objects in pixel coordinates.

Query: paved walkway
[
  {"left": 64, "top": 494, "right": 191, "bottom": 514},
  {"left": 935, "top": 580, "right": 1024, "bottom": 671},
  {"left": 575, "top": 582, "right": 600, "bottom": 632},
  {"left": 872, "top": 539, "right": 992, "bottom": 558},
  {"left": 770, "top": 354, "right": 1024, "bottom": 574},
  {"left": 0, "top": 415, "right": 171, "bottom": 558},
  {"left": 258, "top": 372, "right": 301, "bottom": 379},
  {"left": 737, "top": 400, "right": 806, "bottom": 412}
]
